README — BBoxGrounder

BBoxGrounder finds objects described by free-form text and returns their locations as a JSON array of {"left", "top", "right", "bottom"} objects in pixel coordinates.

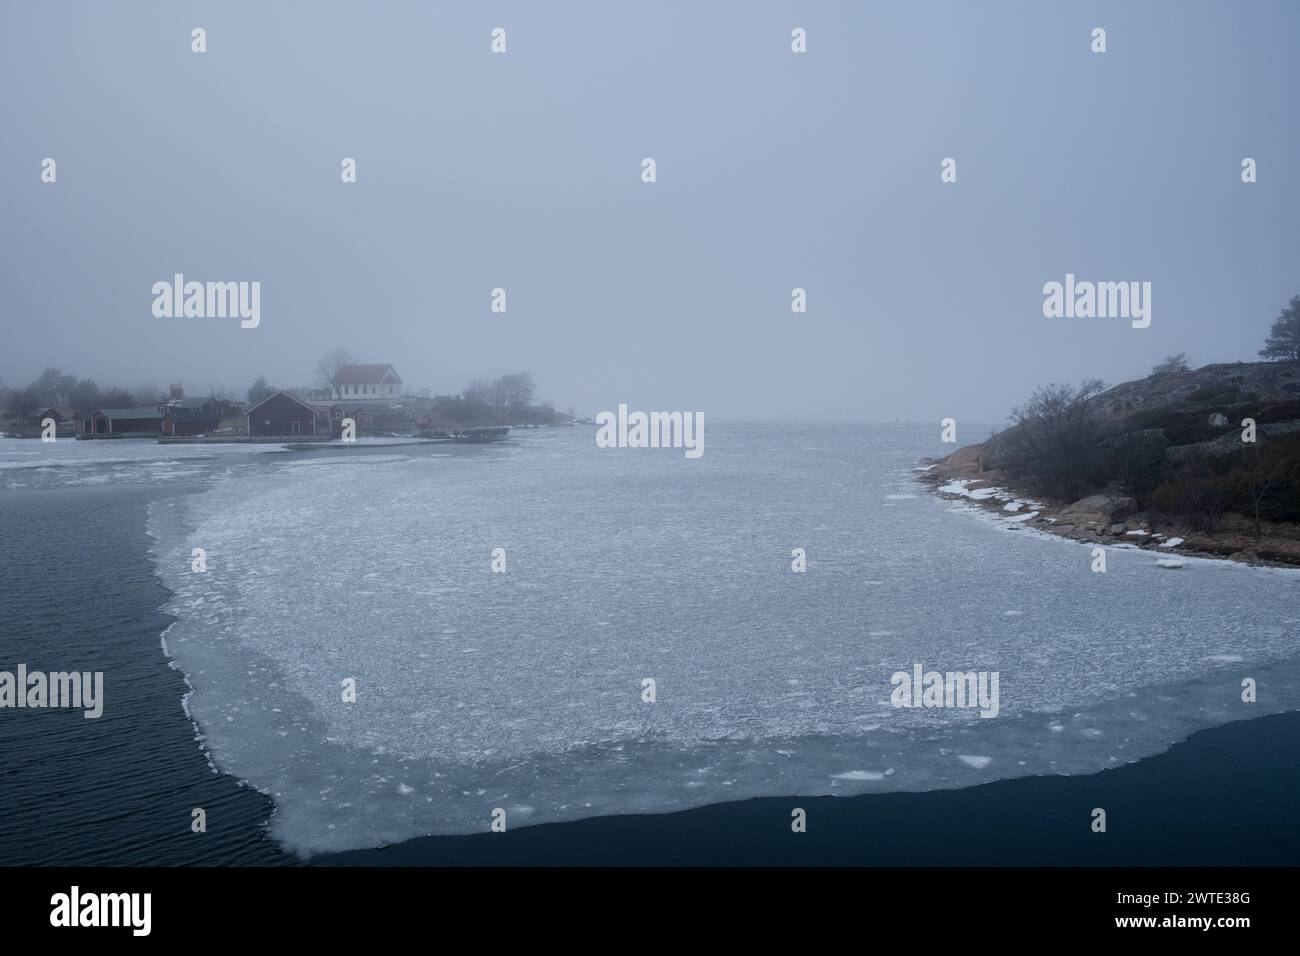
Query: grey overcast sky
[{"left": 1, "top": 0, "right": 1296, "bottom": 421}]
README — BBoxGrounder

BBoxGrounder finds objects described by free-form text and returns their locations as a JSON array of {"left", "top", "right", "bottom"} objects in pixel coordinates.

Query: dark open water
[{"left": 0, "top": 484, "right": 288, "bottom": 866}]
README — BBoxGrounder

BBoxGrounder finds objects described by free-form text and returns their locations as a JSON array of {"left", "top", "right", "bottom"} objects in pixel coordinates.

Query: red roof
[{"left": 337, "top": 364, "right": 401, "bottom": 386}]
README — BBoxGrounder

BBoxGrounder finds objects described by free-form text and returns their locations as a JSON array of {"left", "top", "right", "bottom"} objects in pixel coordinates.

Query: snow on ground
[
  {"left": 937, "top": 479, "right": 1005, "bottom": 501},
  {"left": 1004, "top": 511, "right": 1039, "bottom": 523}
]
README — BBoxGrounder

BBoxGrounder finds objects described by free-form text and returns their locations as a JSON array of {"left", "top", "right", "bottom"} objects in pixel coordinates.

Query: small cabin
[
  {"left": 30, "top": 406, "right": 79, "bottom": 437},
  {"left": 246, "top": 391, "right": 329, "bottom": 438},
  {"left": 88, "top": 407, "right": 165, "bottom": 435},
  {"left": 161, "top": 399, "right": 222, "bottom": 437}
]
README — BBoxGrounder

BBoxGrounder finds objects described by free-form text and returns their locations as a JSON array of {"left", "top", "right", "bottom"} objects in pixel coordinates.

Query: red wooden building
[
  {"left": 161, "top": 400, "right": 222, "bottom": 437},
  {"left": 245, "top": 391, "right": 330, "bottom": 437},
  {"left": 87, "top": 407, "right": 165, "bottom": 434},
  {"left": 161, "top": 399, "right": 222, "bottom": 436}
]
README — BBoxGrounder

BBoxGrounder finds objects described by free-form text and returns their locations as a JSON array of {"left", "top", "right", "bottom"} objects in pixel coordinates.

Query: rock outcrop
[
  {"left": 980, "top": 361, "right": 1300, "bottom": 471},
  {"left": 1058, "top": 494, "right": 1139, "bottom": 525},
  {"left": 918, "top": 359, "right": 1300, "bottom": 568}
]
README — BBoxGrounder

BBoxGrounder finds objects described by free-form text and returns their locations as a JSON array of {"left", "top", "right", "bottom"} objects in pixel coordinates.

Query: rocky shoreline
[{"left": 919, "top": 442, "right": 1300, "bottom": 569}]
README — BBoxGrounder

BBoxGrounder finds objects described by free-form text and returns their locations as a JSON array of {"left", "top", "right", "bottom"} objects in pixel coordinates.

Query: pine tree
[
  {"left": 1151, "top": 353, "right": 1188, "bottom": 375},
  {"left": 1258, "top": 295, "right": 1300, "bottom": 362}
]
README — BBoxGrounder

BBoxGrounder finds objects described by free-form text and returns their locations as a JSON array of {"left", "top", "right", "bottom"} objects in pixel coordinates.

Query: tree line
[
  {"left": 245, "top": 347, "right": 556, "bottom": 424},
  {"left": 0, "top": 368, "right": 162, "bottom": 419}
]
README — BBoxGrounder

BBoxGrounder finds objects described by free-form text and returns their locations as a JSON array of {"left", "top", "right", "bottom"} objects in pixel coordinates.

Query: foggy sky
[{"left": 2, "top": 0, "right": 1297, "bottom": 422}]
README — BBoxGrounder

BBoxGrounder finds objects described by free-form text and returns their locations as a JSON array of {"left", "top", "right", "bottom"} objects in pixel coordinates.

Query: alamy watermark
[
  {"left": 50, "top": 886, "right": 150, "bottom": 936},
  {"left": 890, "top": 663, "right": 1000, "bottom": 718},
  {"left": 595, "top": 404, "right": 704, "bottom": 459},
  {"left": 152, "top": 274, "right": 260, "bottom": 328},
  {"left": 1043, "top": 273, "right": 1150, "bottom": 328},
  {"left": 0, "top": 665, "right": 104, "bottom": 718}
]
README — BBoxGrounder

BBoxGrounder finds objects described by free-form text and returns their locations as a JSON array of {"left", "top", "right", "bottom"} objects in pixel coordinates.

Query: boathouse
[
  {"left": 246, "top": 391, "right": 330, "bottom": 438},
  {"left": 30, "top": 406, "right": 79, "bottom": 437},
  {"left": 161, "top": 399, "right": 222, "bottom": 437},
  {"left": 87, "top": 406, "right": 165, "bottom": 435}
]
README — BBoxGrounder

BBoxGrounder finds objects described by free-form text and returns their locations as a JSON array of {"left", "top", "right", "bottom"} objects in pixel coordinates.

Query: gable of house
[
  {"left": 31, "top": 405, "right": 78, "bottom": 423},
  {"left": 164, "top": 405, "right": 221, "bottom": 425},
  {"left": 246, "top": 391, "right": 328, "bottom": 436},
  {"left": 337, "top": 364, "right": 401, "bottom": 386},
  {"left": 88, "top": 406, "right": 165, "bottom": 434},
  {"left": 94, "top": 407, "right": 166, "bottom": 422},
  {"left": 335, "top": 364, "right": 402, "bottom": 399}
]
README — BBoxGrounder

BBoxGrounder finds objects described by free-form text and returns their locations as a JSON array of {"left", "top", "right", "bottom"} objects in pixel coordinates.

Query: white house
[{"left": 334, "top": 364, "right": 403, "bottom": 400}]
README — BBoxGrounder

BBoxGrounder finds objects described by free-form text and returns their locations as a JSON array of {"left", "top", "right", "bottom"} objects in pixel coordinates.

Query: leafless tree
[
  {"left": 463, "top": 379, "right": 492, "bottom": 403},
  {"left": 315, "top": 347, "right": 358, "bottom": 390},
  {"left": 495, "top": 372, "right": 535, "bottom": 409},
  {"left": 1156, "top": 451, "right": 1232, "bottom": 534},
  {"left": 1000, "top": 379, "right": 1109, "bottom": 500},
  {"left": 1239, "top": 444, "right": 1289, "bottom": 540}
]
